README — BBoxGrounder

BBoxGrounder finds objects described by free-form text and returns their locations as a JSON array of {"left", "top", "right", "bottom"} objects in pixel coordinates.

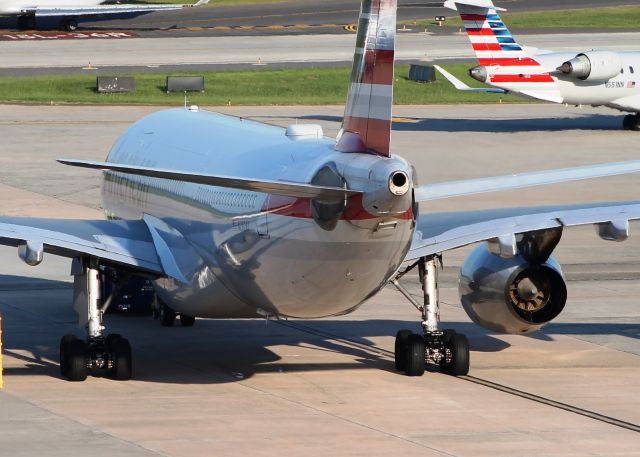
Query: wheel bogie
[
  {"left": 60, "top": 17, "right": 79, "bottom": 32},
  {"left": 159, "top": 301, "right": 176, "bottom": 326},
  {"left": 179, "top": 314, "right": 196, "bottom": 327}
]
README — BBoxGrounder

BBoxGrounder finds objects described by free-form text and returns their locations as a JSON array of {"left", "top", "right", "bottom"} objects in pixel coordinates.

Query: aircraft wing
[
  {"left": 0, "top": 216, "right": 163, "bottom": 275},
  {"left": 408, "top": 201, "right": 640, "bottom": 260},
  {"left": 32, "top": 0, "right": 208, "bottom": 17}
]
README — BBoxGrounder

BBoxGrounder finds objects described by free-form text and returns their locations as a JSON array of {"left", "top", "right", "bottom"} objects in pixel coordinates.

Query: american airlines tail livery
[
  {"left": 437, "top": 0, "right": 640, "bottom": 130},
  {"left": 0, "top": 0, "right": 209, "bottom": 31},
  {"left": 4, "top": 0, "right": 640, "bottom": 382}
]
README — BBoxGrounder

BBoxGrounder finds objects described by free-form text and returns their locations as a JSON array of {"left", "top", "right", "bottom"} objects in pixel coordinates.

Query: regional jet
[
  {"left": 0, "top": 0, "right": 209, "bottom": 31},
  {"left": 436, "top": 0, "right": 640, "bottom": 130},
  {"left": 4, "top": 0, "right": 640, "bottom": 382}
]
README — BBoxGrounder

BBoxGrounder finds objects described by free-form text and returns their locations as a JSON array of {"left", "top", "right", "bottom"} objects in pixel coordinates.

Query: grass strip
[
  {"left": 0, "top": 64, "right": 523, "bottom": 106},
  {"left": 409, "top": 5, "right": 640, "bottom": 29}
]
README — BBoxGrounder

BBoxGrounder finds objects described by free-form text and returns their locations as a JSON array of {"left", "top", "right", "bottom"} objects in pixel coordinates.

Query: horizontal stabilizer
[
  {"left": 58, "top": 159, "right": 361, "bottom": 200},
  {"left": 415, "top": 160, "right": 640, "bottom": 202},
  {"left": 434, "top": 65, "right": 506, "bottom": 93}
]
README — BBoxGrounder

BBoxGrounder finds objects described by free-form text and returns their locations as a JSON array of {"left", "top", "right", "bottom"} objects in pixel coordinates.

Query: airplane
[
  {"left": 436, "top": 0, "right": 640, "bottom": 131},
  {"left": 0, "top": 0, "right": 209, "bottom": 31},
  {"left": 4, "top": 0, "right": 640, "bottom": 382}
]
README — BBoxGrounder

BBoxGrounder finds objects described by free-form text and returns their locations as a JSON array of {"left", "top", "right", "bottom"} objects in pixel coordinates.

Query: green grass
[
  {"left": 409, "top": 5, "right": 640, "bottom": 29},
  {"left": 0, "top": 65, "right": 523, "bottom": 106}
]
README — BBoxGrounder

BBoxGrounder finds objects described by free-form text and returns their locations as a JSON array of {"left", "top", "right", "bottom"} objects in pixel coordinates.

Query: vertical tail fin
[
  {"left": 444, "top": 0, "right": 560, "bottom": 100},
  {"left": 444, "top": 0, "right": 530, "bottom": 65},
  {"left": 337, "top": 0, "right": 397, "bottom": 157}
]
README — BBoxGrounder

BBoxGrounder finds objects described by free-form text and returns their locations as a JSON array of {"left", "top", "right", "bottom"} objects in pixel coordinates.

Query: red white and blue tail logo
[
  {"left": 337, "top": 0, "right": 396, "bottom": 157},
  {"left": 446, "top": 0, "right": 561, "bottom": 101}
]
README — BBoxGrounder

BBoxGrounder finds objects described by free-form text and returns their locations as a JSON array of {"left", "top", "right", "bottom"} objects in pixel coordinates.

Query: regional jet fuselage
[{"left": 439, "top": 0, "right": 640, "bottom": 130}]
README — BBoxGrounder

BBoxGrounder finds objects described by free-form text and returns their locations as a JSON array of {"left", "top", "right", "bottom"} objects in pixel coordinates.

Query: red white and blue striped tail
[
  {"left": 336, "top": 0, "right": 397, "bottom": 157},
  {"left": 444, "top": 0, "right": 560, "bottom": 99}
]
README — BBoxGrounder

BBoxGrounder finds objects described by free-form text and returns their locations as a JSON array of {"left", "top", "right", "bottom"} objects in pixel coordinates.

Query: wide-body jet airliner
[
  {"left": 0, "top": 0, "right": 208, "bottom": 31},
  {"left": 437, "top": 0, "right": 640, "bottom": 130},
  {"left": 3, "top": 0, "right": 640, "bottom": 382}
]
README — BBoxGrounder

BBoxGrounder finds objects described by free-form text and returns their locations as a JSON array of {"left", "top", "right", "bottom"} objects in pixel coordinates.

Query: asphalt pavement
[{"left": 0, "top": 0, "right": 634, "bottom": 37}]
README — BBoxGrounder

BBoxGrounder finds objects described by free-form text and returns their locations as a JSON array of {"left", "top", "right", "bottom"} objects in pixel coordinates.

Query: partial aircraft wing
[
  {"left": 32, "top": 0, "right": 209, "bottom": 17},
  {"left": 408, "top": 159, "right": 640, "bottom": 258},
  {"left": 415, "top": 160, "right": 640, "bottom": 201},
  {"left": 0, "top": 216, "right": 163, "bottom": 275},
  {"left": 408, "top": 201, "right": 640, "bottom": 260}
]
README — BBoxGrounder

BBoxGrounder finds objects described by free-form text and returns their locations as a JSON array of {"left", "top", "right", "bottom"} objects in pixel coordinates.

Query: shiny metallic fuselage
[{"left": 102, "top": 108, "right": 414, "bottom": 319}]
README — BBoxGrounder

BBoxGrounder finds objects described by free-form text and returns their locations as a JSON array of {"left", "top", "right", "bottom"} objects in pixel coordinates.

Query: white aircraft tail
[
  {"left": 336, "top": 0, "right": 397, "bottom": 157},
  {"left": 444, "top": 0, "right": 560, "bottom": 99}
]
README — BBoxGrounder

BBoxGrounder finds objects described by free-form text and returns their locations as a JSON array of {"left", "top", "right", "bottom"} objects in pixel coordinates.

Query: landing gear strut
[
  {"left": 391, "top": 255, "right": 470, "bottom": 377},
  {"left": 623, "top": 114, "right": 640, "bottom": 131},
  {"left": 59, "top": 258, "right": 132, "bottom": 381}
]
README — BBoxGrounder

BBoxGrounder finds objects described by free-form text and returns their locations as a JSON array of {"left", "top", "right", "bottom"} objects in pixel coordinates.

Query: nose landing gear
[
  {"left": 391, "top": 255, "right": 470, "bottom": 377},
  {"left": 623, "top": 114, "right": 640, "bottom": 131}
]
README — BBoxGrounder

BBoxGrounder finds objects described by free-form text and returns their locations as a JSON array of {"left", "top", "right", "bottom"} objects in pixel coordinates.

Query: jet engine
[
  {"left": 458, "top": 235, "right": 567, "bottom": 334},
  {"left": 557, "top": 51, "right": 622, "bottom": 81}
]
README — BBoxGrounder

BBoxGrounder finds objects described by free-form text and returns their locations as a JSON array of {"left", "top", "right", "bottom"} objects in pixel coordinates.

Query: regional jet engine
[
  {"left": 458, "top": 236, "right": 567, "bottom": 334},
  {"left": 557, "top": 51, "right": 622, "bottom": 81}
]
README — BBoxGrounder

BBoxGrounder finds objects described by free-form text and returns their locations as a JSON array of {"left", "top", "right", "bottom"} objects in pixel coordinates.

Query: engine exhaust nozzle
[
  {"left": 389, "top": 171, "right": 409, "bottom": 196},
  {"left": 469, "top": 65, "right": 488, "bottom": 83}
]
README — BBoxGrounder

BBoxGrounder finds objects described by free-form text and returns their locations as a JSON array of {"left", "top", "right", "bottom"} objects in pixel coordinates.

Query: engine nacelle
[
  {"left": 557, "top": 51, "right": 621, "bottom": 81},
  {"left": 459, "top": 244, "right": 567, "bottom": 334}
]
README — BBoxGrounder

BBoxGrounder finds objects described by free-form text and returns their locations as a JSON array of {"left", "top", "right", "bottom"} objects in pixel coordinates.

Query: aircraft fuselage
[{"left": 101, "top": 108, "right": 415, "bottom": 320}]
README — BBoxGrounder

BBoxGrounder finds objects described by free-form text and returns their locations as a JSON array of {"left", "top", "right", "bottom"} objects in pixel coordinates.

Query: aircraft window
[
  {"left": 621, "top": 68, "right": 624, "bottom": 74},
  {"left": 631, "top": 66, "right": 635, "bottom": 74}
]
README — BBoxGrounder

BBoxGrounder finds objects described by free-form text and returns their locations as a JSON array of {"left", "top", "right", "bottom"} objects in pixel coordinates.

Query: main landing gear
[
  {"left": 152, "top": 296, "right": 196, "bottom": 327},
  {"left": 623, "top": 114, "right": 640, "bottom": 131},
  {"left": 59, "top": 259, "right": 132, "bottom": 382},
  {"left": 391, "top": 255, "right": 470, "bottom": 377},
  {"left": 16, "top": 15, "right": 36, "bottom": 30},
  {"left": 59, "top": 17, "right": 79, "bottom": 32}
]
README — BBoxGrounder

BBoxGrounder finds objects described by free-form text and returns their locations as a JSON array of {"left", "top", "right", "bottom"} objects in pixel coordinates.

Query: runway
[
  {"left": 0, "top": 103, "right": 639, "bottom": 456},
  {"left": 2, "top": 31, "right": 640, "bottom": 74}
]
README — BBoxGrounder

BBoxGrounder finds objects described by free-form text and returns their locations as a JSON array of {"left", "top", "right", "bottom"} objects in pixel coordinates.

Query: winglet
[
  {"left": 338, "top": 0, "right": 397, "bottom": 157},
  {"left": 434, "top": 65, "right": 506, "bottom": 93}
]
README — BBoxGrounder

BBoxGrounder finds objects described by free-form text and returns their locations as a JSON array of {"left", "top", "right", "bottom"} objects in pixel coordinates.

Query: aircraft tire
[
  {"left": 108, "top": 337, "right": 132, "bottom": 381},
  {"left": 443, "top": 333, "right": 470, "bottom": 377},
  {"left": 59, "top": 334, "right": 77, "bottom": 377},
  {"left": 179, "top": 314, "right": 196, "bottom": 327},
  {"left": 394, "top": 329, "right": 413, "bottom": 371},
  {"left": 159, "top": 301, "right": 176, "bottom": 327},
  {"left": 404, "top": 334, "right": 426, "bottom": 377},
  {"left": 65, "top": 338, "right": 88, "bottom": 382},
  {"left": 60, "top": 18, "right": 78, "bottom": 32},
  {"left": 17, "top": 16, "right": 28, "bottom": 30}
]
